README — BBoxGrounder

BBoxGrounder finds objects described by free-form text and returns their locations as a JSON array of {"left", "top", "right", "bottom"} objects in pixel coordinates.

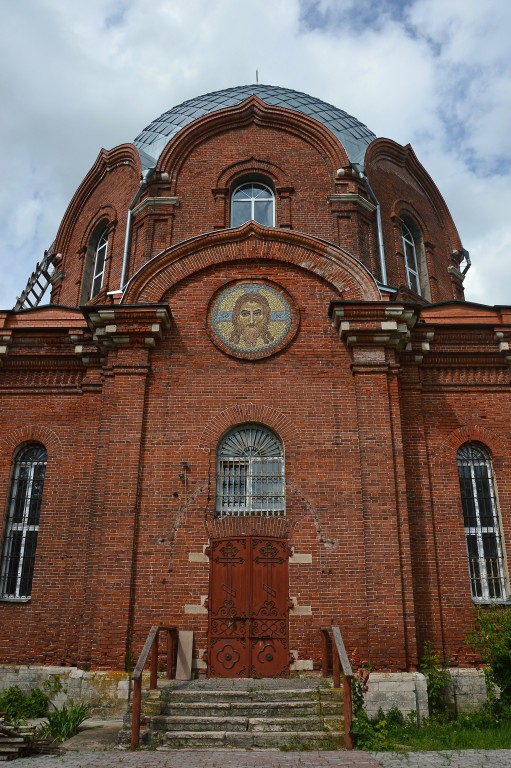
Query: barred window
[
  {"left": 0, "top": 444, "right": 47, "bottom": 599},
  {"left": 457, "top": 443, "right": 508, "bottom": 601},
  {"left": 216, "top": 425, "right": 284, "bottom": 517}
]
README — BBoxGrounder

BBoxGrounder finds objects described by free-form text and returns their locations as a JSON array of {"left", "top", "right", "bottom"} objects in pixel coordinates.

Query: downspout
[
  {"left": 358, "top": 172, "right": 388, "bottom": 286},
  {"left": 120, "top": 168, "right": 155, "bottom": 290}
]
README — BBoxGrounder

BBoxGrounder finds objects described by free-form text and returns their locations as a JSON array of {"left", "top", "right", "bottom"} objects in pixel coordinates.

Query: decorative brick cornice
[
  {"left": 327, "top": 193, "right": 376, "bottom": 213},
  {"left": 329, "top": 302, "right": 419, "bottom": 351},
  {"left": 82, "top": 303, "right": 171, "bottom": 350},
  {"left": 131, "top": 196, "right": 180, "bottom": 216},
  {"left": 494, "top": 330, "right": 511, "bottom": 364},
  {"left": 0, "top": 330, "right": 13, "bottom": 365},
  {"left": 402, "top": 326, "right": 435, "bottom": 364}
]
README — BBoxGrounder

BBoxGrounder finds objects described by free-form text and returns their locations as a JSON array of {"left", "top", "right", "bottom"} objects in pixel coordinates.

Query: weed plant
[{"left": 38, "top": 701, "right": 89, "bottom": 743}]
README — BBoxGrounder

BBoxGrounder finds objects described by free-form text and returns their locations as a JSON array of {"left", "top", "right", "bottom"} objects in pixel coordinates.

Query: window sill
[
  {"left": 472, "top": 599, "right": 511, "bottom": 606},
  {"left": 0, "top": 597, "right": 31, "bottom": 603}
]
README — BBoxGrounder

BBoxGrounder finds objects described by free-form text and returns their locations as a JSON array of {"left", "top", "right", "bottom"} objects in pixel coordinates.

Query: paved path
[{"left": 21, "top": 749, "right": 511, "bottom": 767}]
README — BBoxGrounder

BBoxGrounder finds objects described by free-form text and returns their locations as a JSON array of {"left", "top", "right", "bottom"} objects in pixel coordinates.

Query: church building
[{"left": 0, "top": 85, "right": 509, "bottom": 685}]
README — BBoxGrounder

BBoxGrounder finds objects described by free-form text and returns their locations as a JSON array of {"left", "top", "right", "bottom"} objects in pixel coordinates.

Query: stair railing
[
  {"left": 320, "top": 626, "right": 354, "bottom": 749},
  {"left": 131, "top": 625, "right": 178, "bottom": 749}
]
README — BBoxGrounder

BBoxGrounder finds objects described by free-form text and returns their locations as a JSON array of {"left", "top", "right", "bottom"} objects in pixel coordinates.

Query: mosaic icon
[{"left": 209, "top": 282, "right": 295, "bottom": 359}]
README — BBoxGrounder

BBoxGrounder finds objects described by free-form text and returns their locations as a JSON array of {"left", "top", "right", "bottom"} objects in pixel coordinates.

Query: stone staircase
[
  {"left": 131, "top": 678, "right": 345, "bottom": 750},
  {"left": 0, "top": 722, "right": 33, "bottom": 762}
]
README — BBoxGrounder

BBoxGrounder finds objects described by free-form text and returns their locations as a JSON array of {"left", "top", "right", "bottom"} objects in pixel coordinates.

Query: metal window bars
[
  {"left": 457, "top": 443, "right": 508, "bottom": 602},
  {"left": 216, "top": 425, "right": 285, "bottom": 517},
  {"left": 0, "top": 446, "right": 47, "bottom": 599}
]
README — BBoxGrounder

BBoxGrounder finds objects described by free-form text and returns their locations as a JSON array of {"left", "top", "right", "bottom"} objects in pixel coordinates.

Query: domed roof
[{"left": 134, "top": 85, "right": 376, "bottom": 170}]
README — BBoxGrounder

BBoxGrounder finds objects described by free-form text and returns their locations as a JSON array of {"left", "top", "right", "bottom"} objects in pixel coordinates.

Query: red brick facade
[{"left": 0, "top": 87, "right": 509, "bottom": 675}]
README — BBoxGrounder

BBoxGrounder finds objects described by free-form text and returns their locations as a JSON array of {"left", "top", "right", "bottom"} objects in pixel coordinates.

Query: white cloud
[{"left": 0, "top": 0, "right": 510, "bottom": 308}]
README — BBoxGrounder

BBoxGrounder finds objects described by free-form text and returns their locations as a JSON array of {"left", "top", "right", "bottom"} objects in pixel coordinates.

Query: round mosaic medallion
[{"left": 208, "top": 281, "right": 298, "bottom": 360}]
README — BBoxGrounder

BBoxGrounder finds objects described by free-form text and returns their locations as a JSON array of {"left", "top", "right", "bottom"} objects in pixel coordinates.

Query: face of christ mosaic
[{"left": 208, "top": 282, "right": 298, "bottom": 360}]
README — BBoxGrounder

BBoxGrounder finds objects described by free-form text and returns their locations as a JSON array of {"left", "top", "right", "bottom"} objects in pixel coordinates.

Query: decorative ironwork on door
[{"left": 208, "top": 536, "right": 290, "bottom": 677}]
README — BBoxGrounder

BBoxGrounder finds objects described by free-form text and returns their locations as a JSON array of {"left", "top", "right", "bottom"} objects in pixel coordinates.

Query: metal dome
[{"left": 134, "top": 85, "right": 376, "bottom": 170}]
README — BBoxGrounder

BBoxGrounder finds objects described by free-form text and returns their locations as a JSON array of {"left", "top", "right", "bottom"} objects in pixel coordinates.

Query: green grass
[
  {"left": 354, "top": 705, "right": 511, "bottom": 752},
  {"left": 382, "top": 717, "right": 511, "bottom": 751}
]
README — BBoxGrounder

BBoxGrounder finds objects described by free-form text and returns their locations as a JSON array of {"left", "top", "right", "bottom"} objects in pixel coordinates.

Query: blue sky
[{"left": 0, "top": 0, "right": 510, "bottom": 308}]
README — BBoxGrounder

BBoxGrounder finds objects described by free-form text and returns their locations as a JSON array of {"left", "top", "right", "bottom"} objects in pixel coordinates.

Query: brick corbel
[{"left": 82, "top": 304, "right": 171, "bottom": 352}]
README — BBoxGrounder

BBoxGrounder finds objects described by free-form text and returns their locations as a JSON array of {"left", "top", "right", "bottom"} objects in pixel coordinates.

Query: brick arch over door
[{"left": 122, "top": 222, "right": 381, "bottom": 304}]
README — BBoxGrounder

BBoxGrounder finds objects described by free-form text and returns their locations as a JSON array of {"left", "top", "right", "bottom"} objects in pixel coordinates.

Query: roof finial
[{"left": 256, "top": 69, "right": 259, "bottom": 85}]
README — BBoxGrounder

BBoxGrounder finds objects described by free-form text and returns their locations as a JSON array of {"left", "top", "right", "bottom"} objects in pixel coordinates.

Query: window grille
[
  {"left": 0, "top": 445, "right": 47, "bottom": 599},
  {"left": 231, "top": 183, "right": 275, "bottom": 228},
  {"left": 457, "top": 443, "right": 508, "bottom": 601},
  {"left": 90, "top": 228, "right": 108, "bottom": 298},
  {"left": 402, "top": 223, "right": 420, "bottom": 295},
  {"left": 216, "top": 425, "right": 284, "bottom": 517}
]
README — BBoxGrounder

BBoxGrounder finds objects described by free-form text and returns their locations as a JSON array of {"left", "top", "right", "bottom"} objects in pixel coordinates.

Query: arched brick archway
[{"left": 122, "top": 222, "right": 380, "bottom": 304}]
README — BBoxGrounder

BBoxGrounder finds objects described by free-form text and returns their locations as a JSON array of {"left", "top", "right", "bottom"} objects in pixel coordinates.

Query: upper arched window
[
  {"left": 216, "top": 425, "right": 284, "bottom": 517},
  {"left": 402, "top": 223, "right": 421, "bottom": 295},
  {"left": 457, "top": 442, "right": 508, "bottom": 602},
  {"left": 0, "top": 444, "right": 47, "bottom": 600},
  {"left": 90, "top": 227, "right": 108, "bottom": 298},
  {"left": 81, "top": 222, "right": 109, "bottom": 302},
  {"left": 230, "top": 183, "right": 275, "bottom": 228}
]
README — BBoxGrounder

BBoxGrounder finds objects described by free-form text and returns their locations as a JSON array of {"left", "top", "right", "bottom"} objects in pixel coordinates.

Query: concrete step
[
  {"left": 152, "top": 715, "right": 326, "bottom": 733},
  {"left": 160, "top": 700, "right": 329, "bottom": 717},
  {"left": 158, "top": 730, "right": 344, "bottom": 749},
  {"left": 160, "top": 687, "right": 340, "bottom": 704},
  {"left": 134, "top": 679, "right": 345, "bottom": 750}
]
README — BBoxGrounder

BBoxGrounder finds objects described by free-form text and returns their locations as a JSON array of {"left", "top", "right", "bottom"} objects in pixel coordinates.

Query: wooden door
[{"left": 208, "top": 536, "right": 289, "bottom": 677}]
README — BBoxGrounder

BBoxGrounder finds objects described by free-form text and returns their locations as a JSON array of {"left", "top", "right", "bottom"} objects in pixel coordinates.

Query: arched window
[
  {"left": 81, "top": 222, "right": 109, "bottom": 302},
  {"left": 402, "top": 223, "right": 421, "bottom": 295},
  {"left": 457, "top": 443, "right": 508, "bottom": 601},
  {"left": 0, "top": 445, "right": 47, "bottom": 599},
  {"left": 90, "top": 227, "right": 108, "bottom": 298},
  {"left": 216, "top": 425, "right": 284, "bottom": 517},
  {"left": 230, "top": 183, "right": 275, "bottom": 228}
]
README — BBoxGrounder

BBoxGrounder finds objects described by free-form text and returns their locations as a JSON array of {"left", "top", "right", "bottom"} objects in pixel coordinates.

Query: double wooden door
[{"left": 208, "top": 536, "right": 290, "bottom": 677}]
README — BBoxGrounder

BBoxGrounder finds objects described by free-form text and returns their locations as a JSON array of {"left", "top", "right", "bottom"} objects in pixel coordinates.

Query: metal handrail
[
  {"left": 320, "top": 626, "right": 354, "bottom": 750},
  {"left": 131, "top": 625, "right": 178, "bottom": 749}
]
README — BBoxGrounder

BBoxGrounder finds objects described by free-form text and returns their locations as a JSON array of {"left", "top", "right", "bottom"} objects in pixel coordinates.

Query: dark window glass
[
  {"left": 457, "top": 442, "right": 507, "bottom": 601},
  {"left": 0, "top": 444, "right": 47, "bottom": 599}
]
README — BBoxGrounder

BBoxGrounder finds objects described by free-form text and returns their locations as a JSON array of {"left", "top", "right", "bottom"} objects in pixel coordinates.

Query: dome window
[{"left": 230, "top": 183, "right": 275, "bottom": 228}]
